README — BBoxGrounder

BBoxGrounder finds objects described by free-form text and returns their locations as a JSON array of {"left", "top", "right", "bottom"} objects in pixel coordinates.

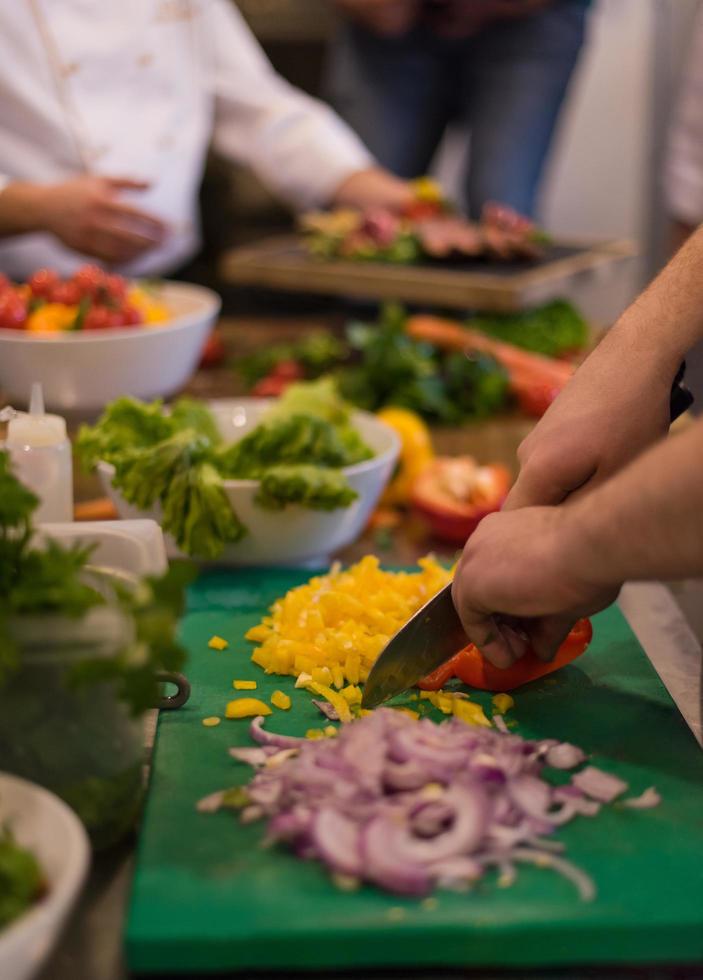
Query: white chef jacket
[
  {"left": 0, "top": 0, "right": 373, "bottom": 278},
  {"left": 665, "top": 7, "right": 703, "bottom": 226}
]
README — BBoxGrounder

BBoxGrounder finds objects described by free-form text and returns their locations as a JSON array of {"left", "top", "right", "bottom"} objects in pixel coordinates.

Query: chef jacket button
[
  {"left": 137, "top": 52, "right": 154, "bottom": 68},
  {"left": 61, "top": 61, "right": 80, "bottom": 77}
]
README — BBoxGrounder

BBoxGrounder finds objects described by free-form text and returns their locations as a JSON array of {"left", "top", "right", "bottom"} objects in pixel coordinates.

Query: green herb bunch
[{"left": 0, "top": 451, "right": 192, "bottom": 715}]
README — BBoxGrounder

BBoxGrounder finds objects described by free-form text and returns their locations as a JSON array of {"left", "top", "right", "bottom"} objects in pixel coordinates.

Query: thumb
[{"left": 524, "top": 614, "right": 575, "bottom": 663}]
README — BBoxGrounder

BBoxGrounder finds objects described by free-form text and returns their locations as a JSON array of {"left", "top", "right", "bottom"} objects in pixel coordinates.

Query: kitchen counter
[{"left": 41, "top": 315, "right": 703, "bottom": 980}]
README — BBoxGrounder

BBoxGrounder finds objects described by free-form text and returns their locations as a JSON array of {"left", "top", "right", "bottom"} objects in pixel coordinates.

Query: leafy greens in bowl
[{"left": 79, "top": 380, "right": 400, "bottom": 564}]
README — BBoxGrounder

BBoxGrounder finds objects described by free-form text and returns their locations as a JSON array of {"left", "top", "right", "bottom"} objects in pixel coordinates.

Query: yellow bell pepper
[
  {"left": 377, "top": 407, "right": 434, "bottom": 506},
  {"left": 271, "top": 690, "right": 291, "bottom": 711},
  {"left": 26, "top": 302, "right": 79, "bottom": 333},
  {"left": 225, "top": 698, "right": 271, "bottom": 719},
  {"left": 492, "top": 693, "right": 515, "bottom": 714}
]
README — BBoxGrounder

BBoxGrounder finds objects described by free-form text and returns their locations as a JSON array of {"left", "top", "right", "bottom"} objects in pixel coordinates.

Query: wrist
[{"left": 0, "top": 181, "right": 52, "bottom": 236}]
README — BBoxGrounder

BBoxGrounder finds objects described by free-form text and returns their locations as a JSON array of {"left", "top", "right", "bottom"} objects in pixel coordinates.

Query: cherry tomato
[
  {"left": 83, "top": 306, "right": 112, "bottom": 330},
  {"left": 419, "top": 619, "right": 593, "bottom": 693},
  {"left": 50, "top": 281, "right": 82, "bottom": 306},
  {"left": 72, "top": 264, "right": 106, "bottom": 299},
  {"left": 103, "top": 273, "right": 127, "bottom": 302},
  {"left": 0, "top": 292, "right": 28, "bottom": 329},
  {"left": 120, "top": 304, "right": 143, "bottom": 327},
  {"left": 28, "top": 268, "right": 60, "bottom": 299},
  {"left": 0, "top": 273, "right": 12, "bottom": 295}
]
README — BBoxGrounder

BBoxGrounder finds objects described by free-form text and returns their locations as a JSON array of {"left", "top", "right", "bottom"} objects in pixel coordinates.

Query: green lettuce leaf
[
  {"left": 255, "top": 465, "right": 358, "bottom": 511},
  {"left": 161, "top": 461, "right": 246, "bottom": 559}
]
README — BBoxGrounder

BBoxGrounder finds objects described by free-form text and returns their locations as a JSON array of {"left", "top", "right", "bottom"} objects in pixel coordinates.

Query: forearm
[
  {"left": 570, "top": 418, "right": 703, "bottom": 586},
  {"left": 605, "top": 224, "right": 703, "bottom": 378},
  {"left": 0, "top": 182, "right": 49, "bottom": 237}
]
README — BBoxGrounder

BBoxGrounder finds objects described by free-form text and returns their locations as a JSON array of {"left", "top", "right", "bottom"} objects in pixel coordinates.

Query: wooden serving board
[
  {"left": 126, "top": 567, "right": 703, "bottom": 975},
  {"left": 219, "top": 236, "right": 635, "bottom": 313}
]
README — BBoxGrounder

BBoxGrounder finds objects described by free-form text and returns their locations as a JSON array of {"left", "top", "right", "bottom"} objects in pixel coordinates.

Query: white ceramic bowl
[
  {"left": 0, "top": 281, "right": 220, "bottom": 416},
  {"left": 98, "top": 398, "right": 400, "bottom": 566},
  {"left": 0, "top": 773, "right": 90, "bottom": 980}
]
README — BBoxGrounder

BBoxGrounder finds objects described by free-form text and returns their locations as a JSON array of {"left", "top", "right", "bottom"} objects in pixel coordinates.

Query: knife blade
[
  {"left": 362, "top": 363, "right": 694, "bottom": 710},
  {"left": 361, "top": 583, "right": 466, "bottom": 708}
]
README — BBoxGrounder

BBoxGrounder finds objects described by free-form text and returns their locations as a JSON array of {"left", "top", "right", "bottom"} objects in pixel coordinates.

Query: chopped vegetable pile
[
  {"left": 201, "top": 710, "right": 659, "bottom": 899},
  {"left": 238, "top": 302, "right": 587, "bottom": 423},
  {"left": 0, "top": 827, "right": 45, "bottom": 930},
  {"left": 245, "top": 555, "right": 452, "bottom": 687},
  {"left": 77, "top": 379, "right": 374, "bottom": 559},
  {"left": 0, "top": 264, "right": 169, "bottom": 332}
]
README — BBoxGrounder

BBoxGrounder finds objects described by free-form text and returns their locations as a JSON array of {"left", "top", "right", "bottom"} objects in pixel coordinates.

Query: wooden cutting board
[
  {"left": 220, "top": 236, "right": 635, "bottom": 312},
  {"left": 126, "top": 567, "right": 703, "bottom": 974}
]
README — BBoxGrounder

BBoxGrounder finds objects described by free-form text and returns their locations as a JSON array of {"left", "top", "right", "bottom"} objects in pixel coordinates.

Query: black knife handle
[{"left": 670, "top": 361, "right": 694, "bottom": 423}]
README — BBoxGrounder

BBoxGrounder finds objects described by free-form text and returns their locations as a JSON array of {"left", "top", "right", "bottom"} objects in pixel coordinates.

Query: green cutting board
[{"left": 126, "top": 568, "right": 703, "bottom": 974}]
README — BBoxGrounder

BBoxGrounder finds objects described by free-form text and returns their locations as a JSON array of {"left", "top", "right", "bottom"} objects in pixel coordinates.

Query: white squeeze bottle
[{"left": 4, "top": 382, "right": 73, "bottom": 522}]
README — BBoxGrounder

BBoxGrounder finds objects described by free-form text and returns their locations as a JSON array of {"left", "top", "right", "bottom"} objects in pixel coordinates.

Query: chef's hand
[
  {"left": 0, "top": 176, "right": 168, "bottom": 264},
  {"left": 503, "top": 333, "right": 672, "bottom": 512},
  {"left": 334, "top": 0, "right": 420, "bottom": 36},
  {"left": 332, "top": 166, "right": 415, "bottom": 212},
  {"left": 451, "top": 505, "right": 618, "bottom": 668}
]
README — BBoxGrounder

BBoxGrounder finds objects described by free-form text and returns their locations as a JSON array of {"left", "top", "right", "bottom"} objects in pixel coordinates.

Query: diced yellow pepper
[
  {"left": 271, "top": 690, "right": 291, "bottom": 711},
  {"left": 323, "top": 725, "right": 338, "bottom": 737},
  {"left": 306, "top": 728, "right": 325, "bottom": 740},
  {"left": 332, "top": 665, "right": 345, "bottom": 690},
  {"left": 312, "top": 666, "right": 333, "bottom": 686},
  {"left": 393, "top": 707, "right": 420, "bottom": 720},
  {"left": 245, "top": 624, "right": 270, "bottom": 643},
  {"left": 225, "top": 698, "right": 271, "bottom": 719},
  {"left": 453, "top": 699, "right": 491, "bottom": 728},
  {"left": 208, "top": 635, "right": 229, "bottom": 651},
  {"left": 233, "top": 679, "right": 257, "bottom": 691},
  {"left": 340, "top": 685, "right": 362, "bottom": 706},
  {"left": 305, "top": 681, "right": 352, "bottom": 723},
  {"left": 492, "top": 693, "right": 515, "bottom": 714},
  {"left": 201, "top": 716, "right": 221, "bottom": 727}
]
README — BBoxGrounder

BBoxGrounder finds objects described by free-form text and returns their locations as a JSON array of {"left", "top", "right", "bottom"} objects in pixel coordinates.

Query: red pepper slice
[
  {"left": 419, "top": 618, "right": 593, "bottom": 692},
  {"left": 412, "top": 458, "right": 510, "bottom": 544}
]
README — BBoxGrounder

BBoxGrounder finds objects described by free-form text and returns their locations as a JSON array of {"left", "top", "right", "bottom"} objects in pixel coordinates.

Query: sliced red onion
[
  {"left": 361, "top": 815, "right": 433, "bottom": 896},
  {"left": 511, "top": 847, "right": 596, "bottom": 901},
  {"left": 546, "top": 743, "right": 586, "bottom": 770},
  {"left": 622, "top": 786, "right": 661, "bottom": 809},
  {"left": 250, "top": 715, "right": 305, "bottom": 749},
  {"left": 493, "top": 715, "right": 510, "bottom": 734},
  {"left": 204, "top": 710, "right": 656, "bottom": 902},
  {"left": 312, "top": 700, "right": 340, "bottom": 722},
  {"left": 197, "top": 789, "right": 226, "bottom": 814},
  {"left": 228, "top": 747, "right": 270, "bottom": 767},
  {"left": 572, "top": 766, "right": 628, "bottom": 803},
  {"left": 313, "top": 808, "right": 363, "bottom": 877}
]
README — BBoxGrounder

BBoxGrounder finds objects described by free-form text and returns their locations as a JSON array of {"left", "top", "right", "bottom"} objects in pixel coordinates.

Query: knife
[{"left": 362, "top": 363, "right": 694, "bottom": 709}]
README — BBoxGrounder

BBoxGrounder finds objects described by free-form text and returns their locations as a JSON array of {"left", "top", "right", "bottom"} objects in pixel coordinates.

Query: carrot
[{"left": 407, "top": 314, "right": 574, "bottom": 386}]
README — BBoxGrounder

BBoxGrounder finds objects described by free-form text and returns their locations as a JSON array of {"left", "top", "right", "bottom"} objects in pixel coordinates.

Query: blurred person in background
[
  {"left": 665, "top": 3, "right": 703, "bottom": 255},
  {"left": 0, "top": 1, "right": 414, "bottom": 281},
  {"left": 326, "top": 0, "right": 591, "bottom": 219}
]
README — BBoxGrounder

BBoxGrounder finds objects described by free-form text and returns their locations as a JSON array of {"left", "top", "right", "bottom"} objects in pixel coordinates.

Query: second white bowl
[
  {"left": 0, "top": 773, "right": 90, "bottom": 980},
  {"left": 98, "top": 398, "right": 400, "bottom": 566}
]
